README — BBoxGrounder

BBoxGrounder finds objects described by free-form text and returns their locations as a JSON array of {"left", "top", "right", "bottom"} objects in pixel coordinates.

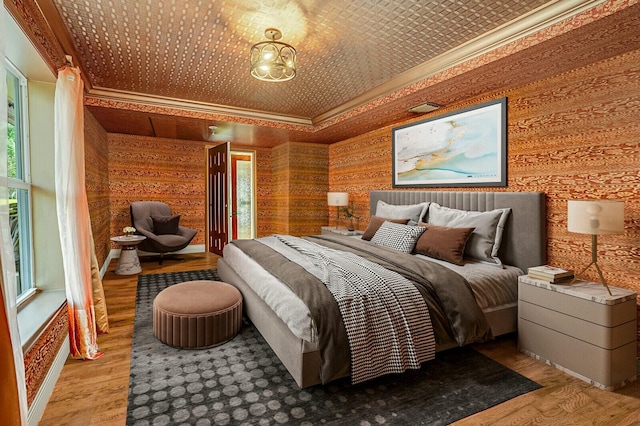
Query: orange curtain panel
[
  {"left": 0, "top": 13, "right": 28, "bottom": 423},
  {"left": 54, "top": 65, "right": 109, "bottom": 360}
]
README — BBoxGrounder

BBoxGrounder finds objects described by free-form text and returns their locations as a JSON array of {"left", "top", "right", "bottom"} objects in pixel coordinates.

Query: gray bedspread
[{"left": 231, "top": 234, "right": 492, "bottom": 384}]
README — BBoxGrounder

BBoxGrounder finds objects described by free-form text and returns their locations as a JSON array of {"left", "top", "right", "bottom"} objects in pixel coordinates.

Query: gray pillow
[
  {"left": 375, "top": 200, "right": 429, "bottom": 224},
  {"left": 427, "top": 204, "right": 511, "bottom": 265},
  {"left": 370, "top": 221, "right": 426, "bottom": 253}
]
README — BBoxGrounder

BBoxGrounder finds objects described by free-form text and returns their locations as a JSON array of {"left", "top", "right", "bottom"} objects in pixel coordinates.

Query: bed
[{"left": 218, "top": 190, "right": 546, "bottom": 387}]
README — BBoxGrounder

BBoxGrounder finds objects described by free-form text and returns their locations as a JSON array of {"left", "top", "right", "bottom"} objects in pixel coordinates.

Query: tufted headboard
[{"left": 369, "top": 191, "right": 546, "bottom": 272}]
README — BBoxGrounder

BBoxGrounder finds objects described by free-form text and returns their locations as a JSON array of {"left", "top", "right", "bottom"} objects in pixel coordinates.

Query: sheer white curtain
[
  {"left": 0, "top": 10, "right": 29, "bottom": 424},
  {"left": 55, "top": 64, "right": 107, "bottom": 359}
]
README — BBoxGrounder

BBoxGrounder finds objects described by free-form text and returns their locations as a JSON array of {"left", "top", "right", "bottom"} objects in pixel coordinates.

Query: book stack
[{"left": 527, "top": 265, "right": 575, "bottom": 284}]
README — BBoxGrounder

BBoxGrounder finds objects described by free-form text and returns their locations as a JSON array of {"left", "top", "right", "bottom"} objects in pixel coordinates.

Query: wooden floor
[{"left": 40, "top": 252, "right": 640, "bottom": 425}]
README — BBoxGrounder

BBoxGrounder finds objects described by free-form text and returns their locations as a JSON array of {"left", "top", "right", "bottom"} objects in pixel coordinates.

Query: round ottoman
[{"left": 153, "top": 280, "right": 243, "bottom": 349}]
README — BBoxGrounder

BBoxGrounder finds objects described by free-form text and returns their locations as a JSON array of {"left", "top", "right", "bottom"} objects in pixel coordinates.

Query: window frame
[{"left": 5, "top": 58, "right": 35, "bottom": 304}]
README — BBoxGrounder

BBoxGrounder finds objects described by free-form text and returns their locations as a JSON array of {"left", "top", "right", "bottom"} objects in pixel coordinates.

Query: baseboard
[
  {"left": 140, "top": 244, "right": 206, "bottom": 255},
  {"left": 101, "top": 250, "right": 119, "bottom": 278},
  {"left": 27, "top": 337, "right": 69, "bottom": 426}
]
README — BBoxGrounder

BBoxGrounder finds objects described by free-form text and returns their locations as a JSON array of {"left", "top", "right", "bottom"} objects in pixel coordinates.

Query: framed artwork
[{"left": 392, "top": 97, "right": 507, "bottom": 187}]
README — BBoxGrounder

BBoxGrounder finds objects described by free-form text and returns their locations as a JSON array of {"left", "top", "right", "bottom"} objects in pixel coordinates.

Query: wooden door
[{"left": 207, "top": 142, "right": 229, "bottom": 255}]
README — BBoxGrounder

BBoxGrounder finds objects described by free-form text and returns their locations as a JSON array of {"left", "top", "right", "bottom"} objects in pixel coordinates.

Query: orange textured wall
[
  {"left": 108, "top": 134, "right": 208, "bottom": 246},
  {"left": 84, "top": 108, "right": 111, "bottom": 265},
  {"left": 329, "top": 49, "right": 640, "bottom": 296},
  {"left": 271, "top": 142, "right": 329, "bottom": 236}
]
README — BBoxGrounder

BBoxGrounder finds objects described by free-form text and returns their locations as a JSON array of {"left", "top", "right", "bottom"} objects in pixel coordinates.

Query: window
[{"left": 4, "top": 60, "right": 33, "bottom": 301}]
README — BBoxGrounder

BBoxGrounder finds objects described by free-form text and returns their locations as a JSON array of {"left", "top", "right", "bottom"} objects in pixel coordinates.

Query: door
[{"left": 207, "top": 142, "right": 230, "bottom": 255}]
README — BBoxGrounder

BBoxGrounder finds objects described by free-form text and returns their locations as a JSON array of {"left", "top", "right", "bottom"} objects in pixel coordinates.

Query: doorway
[
  {"left": 230, "top": 151, "right": 255, "bottom": 240},
  {"left": 206, "top": 144, "right": 256, "bottom": 255}
]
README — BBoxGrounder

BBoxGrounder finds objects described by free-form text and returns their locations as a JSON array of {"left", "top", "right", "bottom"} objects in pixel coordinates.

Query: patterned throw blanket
[{"left": 261, "top": 235, "right": 436, "bottom": 384}]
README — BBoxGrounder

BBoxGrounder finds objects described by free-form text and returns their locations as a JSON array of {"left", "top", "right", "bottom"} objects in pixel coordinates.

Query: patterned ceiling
[
  {"left": 26, "top": 0, "right": 628, "bottom": 145},
  {"left": 53, "top": 0, "right": 549, "bottom": 117}
]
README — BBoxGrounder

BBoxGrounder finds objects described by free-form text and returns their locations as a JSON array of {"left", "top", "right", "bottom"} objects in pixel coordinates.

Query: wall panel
[{"left": 84, "top": 108, "right": 110, "bottom": 265}]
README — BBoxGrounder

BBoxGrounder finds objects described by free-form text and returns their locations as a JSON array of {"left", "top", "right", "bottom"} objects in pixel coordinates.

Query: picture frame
[{"left": 392, "top": 97, "right": 507, "bottom": 187}]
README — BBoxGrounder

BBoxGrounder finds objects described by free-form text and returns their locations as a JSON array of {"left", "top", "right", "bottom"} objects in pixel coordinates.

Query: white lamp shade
[
  {"left": 567, "top": 200, "right": 624, "bottom": 235},
  {"left": 327, "top": 192, "right": 349, "bottom": 206}
]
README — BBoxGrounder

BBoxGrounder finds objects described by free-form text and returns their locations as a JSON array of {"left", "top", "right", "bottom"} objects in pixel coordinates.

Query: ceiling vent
[{"left": 408, "top": 102, "right": 441, "bottom": 113}]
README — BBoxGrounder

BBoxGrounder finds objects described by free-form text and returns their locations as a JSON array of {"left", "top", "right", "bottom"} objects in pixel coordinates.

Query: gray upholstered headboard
[{"left": 369, "top": 191, "right": 546, "bottom": 272}]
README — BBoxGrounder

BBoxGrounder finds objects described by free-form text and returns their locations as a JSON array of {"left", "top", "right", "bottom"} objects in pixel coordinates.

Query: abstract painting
[{"left": 393, "top": 98, "right": 507, "bottom": 187}]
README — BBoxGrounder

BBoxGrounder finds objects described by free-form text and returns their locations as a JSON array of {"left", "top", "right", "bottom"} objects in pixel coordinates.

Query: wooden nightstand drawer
[
  {"left": 519, "top": 301, "right": 636, "bottom": 349},
  {"left": 518, "top": 280, "right": 636, "bottom": 327},
  {"left": 519, "top": 319, "right": 637, "bottom": 389}
]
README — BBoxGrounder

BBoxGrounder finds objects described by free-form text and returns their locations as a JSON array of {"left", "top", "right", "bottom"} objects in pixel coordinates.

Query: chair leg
[{"left": 159, "top": 253, "right": 164, "bottom": 265}]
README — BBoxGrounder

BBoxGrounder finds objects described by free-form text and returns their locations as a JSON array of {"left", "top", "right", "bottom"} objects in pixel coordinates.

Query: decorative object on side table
[
  {"left": 327, "top": 192, "right": 349, "bottom": 229},
  {"left": 518, "top": 275, "right": 637, "bottom": 391},
  {"left": 527, "top": 265, "right": 574, "bottom": 284},
  {"left": 123, "top": 226, "right": 136, "bottom": 237},
  {"left": 567, "top": 199, "right": 624, "bottom": 295},
  {"left": 341, "top": 201, "right": 360, "bottom": 231},
  {"left": 111, "top": 235, "right": 146, "bottom": 275}
]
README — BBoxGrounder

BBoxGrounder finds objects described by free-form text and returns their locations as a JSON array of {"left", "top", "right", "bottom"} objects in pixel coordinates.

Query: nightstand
[
  {"left": 518, "top": 275, "right": 637, "bottom": 390},
  {"left": 321, "top": 226, "right": 363, "bottom": 236}
]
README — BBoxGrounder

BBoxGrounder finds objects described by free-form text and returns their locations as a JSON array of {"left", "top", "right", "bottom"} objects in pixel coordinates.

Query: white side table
[
  {"left": 321, "top": 226, "right": 363, "bottom": 236},
  {"left": 518, "top": 275, "right": 637, "bottom": 390},
  {"left": 111, "top": 235, "right": 146, "bottom": 275}
]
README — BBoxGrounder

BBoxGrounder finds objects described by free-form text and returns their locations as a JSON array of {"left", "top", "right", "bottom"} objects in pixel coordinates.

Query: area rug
[{"left": 128, "top": 270, "right": 541, "bottom": 425}]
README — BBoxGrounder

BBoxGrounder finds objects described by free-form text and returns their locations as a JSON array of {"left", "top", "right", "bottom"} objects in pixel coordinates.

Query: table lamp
[
  {"left": 567, "top": 200, "right": 624, "bottom": 295},
  {"left": 327, "top": 192, "right": 349, "bottom": 229}
]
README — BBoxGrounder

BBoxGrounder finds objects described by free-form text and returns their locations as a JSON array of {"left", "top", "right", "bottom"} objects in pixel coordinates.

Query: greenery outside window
[{"left": 5, "top": 60, "right": 34, "bottom": 302}]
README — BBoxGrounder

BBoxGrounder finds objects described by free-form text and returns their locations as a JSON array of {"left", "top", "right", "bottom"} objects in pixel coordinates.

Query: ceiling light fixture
[{"left": 250, "top": 28, "right": 296, "bottom": 82}]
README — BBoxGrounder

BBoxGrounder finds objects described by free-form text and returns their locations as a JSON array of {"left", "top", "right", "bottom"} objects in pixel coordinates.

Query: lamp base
[
  {"left": 571, "top": 260, "right": 612, "bottom": 296},
  {"left": 570, "top": 234, "right": 613, "bottom": 296}
]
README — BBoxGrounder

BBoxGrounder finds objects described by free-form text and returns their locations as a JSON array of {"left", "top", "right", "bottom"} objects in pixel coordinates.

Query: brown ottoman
[{"left": 153, "top": 280, "right": 243, "bottom": 349}]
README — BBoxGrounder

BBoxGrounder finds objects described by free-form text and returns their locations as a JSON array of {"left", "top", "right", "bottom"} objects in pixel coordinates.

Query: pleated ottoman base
[{"left": 153, "top": 280, "right": 243, "bottom": 349}]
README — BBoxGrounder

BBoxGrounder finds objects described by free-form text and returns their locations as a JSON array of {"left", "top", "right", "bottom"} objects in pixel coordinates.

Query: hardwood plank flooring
[{"left": 39, "top": 252, "right": 639, "bottom": 425}]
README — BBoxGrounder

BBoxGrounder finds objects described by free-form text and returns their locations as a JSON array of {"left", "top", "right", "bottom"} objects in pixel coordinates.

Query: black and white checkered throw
[{"left": 271, "top": 235, "right": 436, "bottom": 384}]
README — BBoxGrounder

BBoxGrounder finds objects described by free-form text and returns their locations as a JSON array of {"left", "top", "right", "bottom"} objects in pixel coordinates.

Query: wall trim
[{"left": 27, "top": 337, "right": 69, "bottom": 426}]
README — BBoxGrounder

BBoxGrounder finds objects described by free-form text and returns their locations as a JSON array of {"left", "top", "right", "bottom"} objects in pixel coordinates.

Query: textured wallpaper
[
  {"left": 275, "top": 142, "right": 329, "bottom": 236},
  {"left": 329, "top": 49, "right": 640, "bottom": 296},
  {"left": 84, "top": 108, "right": 111, "bottom": 265}
]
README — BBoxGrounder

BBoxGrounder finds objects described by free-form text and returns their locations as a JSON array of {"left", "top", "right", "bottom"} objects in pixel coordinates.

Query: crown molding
[
  {"left": 312, "top": 0, "right": 608, "bottom": 125},
  {"left": 85, "top": 87, "right": 314, "bottom": 130}
]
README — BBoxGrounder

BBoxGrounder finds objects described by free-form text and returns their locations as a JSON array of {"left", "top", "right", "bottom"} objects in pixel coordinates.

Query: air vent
[{"left": 408, "top": 102, "right": 441, "bottom": 113}]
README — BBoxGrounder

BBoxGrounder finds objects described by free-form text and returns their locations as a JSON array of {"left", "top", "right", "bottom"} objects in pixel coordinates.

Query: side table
[
  {"left": 320, "top": 226, "right": 363, "bottom": 237},
  {"left": 518, "top": 275, "right": 637, "bottom": 390},
  {"left": 111, "top": 235, "right": 146, "bottom": 275}
]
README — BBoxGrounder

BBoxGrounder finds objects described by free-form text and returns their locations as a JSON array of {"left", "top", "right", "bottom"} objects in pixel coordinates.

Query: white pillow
[
  {"left": 370, "top": 221, "right": 426, "bottom": 253},
  {"left": 375, "top": 200, "right": 429, "bottom": 224},
  {"left": 427, "top": 204, "right": 511, "bottom": 265}
]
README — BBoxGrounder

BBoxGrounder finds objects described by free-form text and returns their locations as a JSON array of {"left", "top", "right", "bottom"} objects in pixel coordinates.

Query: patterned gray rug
[{"left": 128, "top": 270, "right": 540, "bottom": 425}]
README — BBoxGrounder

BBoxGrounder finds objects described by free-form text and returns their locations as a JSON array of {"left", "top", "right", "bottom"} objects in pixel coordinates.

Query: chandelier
[{"left": 250, "top": 28, "right": 296, "bottom": 82}]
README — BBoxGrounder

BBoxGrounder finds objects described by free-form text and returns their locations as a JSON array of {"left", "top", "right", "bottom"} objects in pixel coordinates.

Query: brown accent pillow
[
  {"left": 362, "top": 216, "right": 410, "bottom": 240},
  {"left": 414, "top": 223, "right": 475, "bottom": 265},
  {"left": 152, "top": 214, "right": 181, "bottom": 235}
]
